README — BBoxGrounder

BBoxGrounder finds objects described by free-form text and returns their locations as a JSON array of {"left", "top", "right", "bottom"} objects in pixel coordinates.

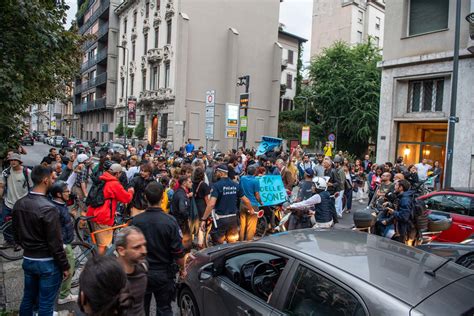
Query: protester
[
  {"left": 239, "top": 165, "right": 262, "bottom": 241},
  {"left": 170, "top": 175, "right": 193, "bottom": 250},
  {"left": 128, "top": 163, "right": 155, "bottom": 216}
]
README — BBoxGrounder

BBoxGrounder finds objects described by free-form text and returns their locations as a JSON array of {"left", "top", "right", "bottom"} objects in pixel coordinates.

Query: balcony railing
[
  {"left": 97, "top": 22, "right": 109, "bottom": 40},
  {"left": 147, "top": 48, "right": 163, "bottom": 63},
  {"left": 73, "top": 98, "right": 107, "bottom": 113},
  {"left": 139, "top": 88, "right": 175, "bottom": 105},
  {"left": 95, "top": 72, "right": 107, "bottom": 86},
  {"left": 79, "top": 0, "right": 110, "bottom": 35},
  {"left": 80, "top": 49, "right": 108, "bottom": 73}
]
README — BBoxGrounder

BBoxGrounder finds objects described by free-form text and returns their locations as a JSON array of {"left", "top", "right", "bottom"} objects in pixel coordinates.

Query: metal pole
[
  {"left": 305, "top": 100, "right": 308, "bottom": 125},
  {"left": 242, "top": 75, "right": 250, "bottom": 149},
  {"left": 444, "top": 0, "right": 462, "bottom": 188}
]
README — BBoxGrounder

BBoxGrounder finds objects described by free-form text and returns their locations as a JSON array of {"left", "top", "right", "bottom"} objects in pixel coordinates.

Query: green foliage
[
  {"left": 126, "top": 127, "right": 134, "bottom": 139},
  {"left": 76, "top": 0, "right": 90, "bottom": 19},
  {"left": 0, "top": 0, "right": 83, "bottom": 158},
  {"left": 295, "top": 42, "right": 304, "bottom": 96},
  {"left": 308, "top": 40, "right": 381, "bottom": 156},
  {"left": 115, "top": 121, "right": 124, "bottom": 137},
  {"left": 134, "top": 117, "right": 146, "bottom": 139}
]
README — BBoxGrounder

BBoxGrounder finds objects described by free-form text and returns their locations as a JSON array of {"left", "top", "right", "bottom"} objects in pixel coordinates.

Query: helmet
[
  {"left": 77, "top": 153, "right": 89, "bottom": 163},
  {"left": 49, "top": 180, "right": 68, "bottom": 198},
  {"left": 103, "top": 160, "right": 114, "bottom": 171},
  {"left": 312, "top": 177, "right": 328, "bottom": 191}
]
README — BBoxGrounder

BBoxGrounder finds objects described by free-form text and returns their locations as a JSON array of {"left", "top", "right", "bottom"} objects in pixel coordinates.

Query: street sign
[
  {"left": 205, "top": 90, "right": 215, "bottom": 139},
  {"left": 240, "top": 116, "right": 248, "bottom": 132},
  {"left": 328, "top": 133, "right": 336, "bottom": 141},
  {"left": 226, "top": 103, "right": 239, "bottom": 128},
  {"left": 226, "top": 128, "right": 238, "bottom": 139},
  {"left": 128, "top": 97, "right": 137, "bottom": 126},
  {"left": 240, "top": 93, "right": 249, "bottom": 109},
  {"left": 301, "top": 125, "right": 310, "bottom": 146}
]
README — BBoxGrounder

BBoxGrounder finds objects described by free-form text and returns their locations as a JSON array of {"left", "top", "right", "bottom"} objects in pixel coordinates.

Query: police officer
[
  {"left": 131, "top": 182, "right": 185, "bottom": 316},
  {"left": 200, "top": 164, "right": 253, "bottom": 244}
]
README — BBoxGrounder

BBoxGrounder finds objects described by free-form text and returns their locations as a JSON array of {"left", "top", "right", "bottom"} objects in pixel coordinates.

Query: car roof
[
  {"left": 443, "top": 187, "right": 474, "bottom": 194},
  {"left": 257, "top": 229, "right": 474, "bottom": 306},
  {"left": 421, "top": 190, "right": 474, "bottom": 198}
]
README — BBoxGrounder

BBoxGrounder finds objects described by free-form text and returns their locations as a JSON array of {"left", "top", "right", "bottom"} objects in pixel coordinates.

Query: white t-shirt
[
  {"left": 415, "top": 163, "right": 432, "bottom": 181},
  {"left": 0, "top": 167, "right": 33, "bottom": 208}
]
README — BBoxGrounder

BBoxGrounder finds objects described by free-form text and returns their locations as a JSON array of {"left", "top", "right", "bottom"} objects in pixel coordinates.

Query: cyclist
[
  {"left": 86, "top": 163, "right": 134, "bottom": 255},
  {"left": 49, "top": 180, "right": 76, "bottom": 305}
]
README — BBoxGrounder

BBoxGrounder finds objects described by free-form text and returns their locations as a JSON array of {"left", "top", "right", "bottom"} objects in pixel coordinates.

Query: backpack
[
  {"left": 85, "top": 180, "right": 107, "bottom": 208},
  {"left": 412, "top": 198, "right": 429, "bottom": 232},
  {"left": 2, "top": 166, "right": 30, "bottom": 196}
]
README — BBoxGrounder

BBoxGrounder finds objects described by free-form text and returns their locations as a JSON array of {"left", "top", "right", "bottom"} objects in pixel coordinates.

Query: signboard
[
  {"left": 258, "top": 175, "right": 288, "bottom": 206},
  {"left": 240, "top": 93, "right": 249, "bottom": 109},
  {"left": 301, "top": 125, "right": 310, "bottom": 146},
  {"left": 256, "top": 136, "right": 283, "bottom": 156},
  {"left": 226, "top": 103, "right": 239, "bottom": 128},
  {"left": 128, "top": 97, "right": 137, "bottom": 126},
  {"left": 205, "top": 90, "right": 215, "bottom": 139},
  {"left": 240, "top": 116, "right": 248, "bottom": 132},
  {"left": 328, "top": 133, "right": 336, "bottom": 141},
  {"left": 226, "top": 128, "right": 238, "bottom": 139}
]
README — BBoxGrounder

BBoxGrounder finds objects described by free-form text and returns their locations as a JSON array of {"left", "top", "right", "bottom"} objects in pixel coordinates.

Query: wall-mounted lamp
[{"left": 404, "top": 146, "right": 410, "bottom": 156}]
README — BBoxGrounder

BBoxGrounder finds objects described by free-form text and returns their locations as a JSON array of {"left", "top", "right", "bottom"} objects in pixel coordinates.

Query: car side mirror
[{"left": 198, "top": 263, "right": 216, "bottom": 281}]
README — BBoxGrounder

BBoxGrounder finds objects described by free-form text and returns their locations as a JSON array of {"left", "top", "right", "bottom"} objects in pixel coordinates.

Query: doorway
[{"left": 151, "top": 115, "right": 158, "bottom": 145}]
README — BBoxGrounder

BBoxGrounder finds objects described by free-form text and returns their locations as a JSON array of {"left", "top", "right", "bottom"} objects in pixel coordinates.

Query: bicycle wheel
[
  {"left": 203, "top": 225, "right": 215, "bottom": 249},
  {"left": 255, "top": 216, "right": 268, "bottom": 239},
  {"left": 71, "top": 241, "right": 96, "bottom": 288},
  {"left": 0, "top": 221, "right": 23, "bottom": 261}
]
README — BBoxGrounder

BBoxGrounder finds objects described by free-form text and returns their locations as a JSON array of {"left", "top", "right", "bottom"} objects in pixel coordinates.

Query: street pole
[
  {"left": 117, "top": 45, "right": 129, "bottom": 145},
  {"left": 242, "top": 75, "right": 250, "bottom": 149},
  {"left": 330, "top": 115, "right": 344, "bottom": 152},
  {"left": 444, "top": 0, "right": 462, "bottom": 188}
]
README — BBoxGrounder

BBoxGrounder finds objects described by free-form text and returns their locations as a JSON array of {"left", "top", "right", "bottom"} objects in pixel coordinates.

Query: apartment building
[
  {"left": 376, "top": 0, "right": 474, "bottom": 187},
  {"left": 115, "top": 0, "right": 281, "bottom": 150},
  {"left": 311, "top": 0, "right": 385, "bottom": 56},
  {"left": 278, "top": 30, "right": 307, "bottom": 112},
  {"left": 73, "top": 0, "right": 121, "bottom": 142}
]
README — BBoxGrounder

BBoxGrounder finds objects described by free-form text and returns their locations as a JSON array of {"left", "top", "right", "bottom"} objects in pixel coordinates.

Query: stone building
[{"left": 376, "top": 0, "right": 474, "bottom": 187}]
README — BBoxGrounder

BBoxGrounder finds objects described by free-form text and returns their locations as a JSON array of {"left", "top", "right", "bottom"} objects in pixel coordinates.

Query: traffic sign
[
  {"left": 205, "top": 90, "right": 215, "bottom": 139},
  {"left": 301, "top": 126, "right": 310, "bottom": 146},
  {"left": 240, "top": 116, "right": 248, "bottom": 132},
  {"left": 328, "top": 133, "right": 336, "bottom": 141},
  {"left": 240, "top": 93, "right": 249, "bottom": 109}
]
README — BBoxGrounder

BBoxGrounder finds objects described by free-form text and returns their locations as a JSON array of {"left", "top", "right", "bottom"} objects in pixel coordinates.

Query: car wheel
[{"left": 179, "top": 287, "right": 200, "bottom": 316}]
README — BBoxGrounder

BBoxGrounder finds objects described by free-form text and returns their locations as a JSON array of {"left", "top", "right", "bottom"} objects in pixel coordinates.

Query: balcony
[
  {"left": 94, "top": 72, "right": 107, "bottom": 86},
  {"left": 153, "top": 11, "right": 162, "bottom": 27},
  {"left": 165, "top": 0, "right": 175, "bottom": 21},
  {"left": 97, "top": 22, "right": 109, "bottom": 41},
  {"left": 80, "top": 49, "right": 107, "bottom": 73},
  {"left": 139, "top": 88, "right": 175, "bottom": 105},
  {"left": 79, "top": 0, "right": 110, "bottom": 35},
  {"left": 73, "top": 98, "right": 107, "bottom": 113},
  {"left": 147, "top": 48, "right": 163, "bottom": 63}
]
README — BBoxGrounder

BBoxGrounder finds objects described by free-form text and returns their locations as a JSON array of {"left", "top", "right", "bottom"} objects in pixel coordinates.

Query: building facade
[
  {"left": 311, "top": 0, "right": 385, "bottom": 57},
  {"left": 376, "top": 0, "right": 474, "bottom": 187},
  {"left": 115, "top": 0, "right": 282, "bottom": 151},
  {"left": 278, "top": 30, "right": 307, "bottom": 112},
  {"left": 73, "top": 0, "right": 121, "bottom": 142}
]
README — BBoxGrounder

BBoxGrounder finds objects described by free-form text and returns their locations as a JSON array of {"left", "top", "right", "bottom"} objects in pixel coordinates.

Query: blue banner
[
  {"left": 256, "top": 136, "right": 282, "bottom": 156},
  {"left": 258, "top": 175, "right": 287, "bottom": 206}
]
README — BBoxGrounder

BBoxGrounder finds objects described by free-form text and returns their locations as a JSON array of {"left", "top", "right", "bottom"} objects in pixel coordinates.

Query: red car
[{"left": 418, "top": 188, "right": 474, "bottom": 243}]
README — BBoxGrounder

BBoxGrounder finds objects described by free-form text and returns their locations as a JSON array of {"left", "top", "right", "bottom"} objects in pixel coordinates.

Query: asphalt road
[{"left": 20, "top": 141, "right": 55, "bottom": 167}]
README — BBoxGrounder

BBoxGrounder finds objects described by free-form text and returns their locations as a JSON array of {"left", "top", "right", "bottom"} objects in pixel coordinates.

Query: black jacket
[
  {"left": 129, "top": 175, "right": 155, "bottom": 210},
  {"left": 12, "top": 193, "right": 69, "bottom": 271},
  {"left": 324, "top": 168, "right": 340, "bottom": 195},
  {"left": 171, "top": 187, "right": 190, "bottom": 222}
]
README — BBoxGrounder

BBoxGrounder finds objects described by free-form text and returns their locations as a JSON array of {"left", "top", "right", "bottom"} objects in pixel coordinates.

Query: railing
[
  {"left": 95, "top": 72, "right": 107, "bottom": 86},
  {"left": 80, "top": 49, "right": 108, "bottom": 72},
  {"left": 73, "top": 98, "right": 107, "bottom": 113},
  {"left": 97, "top": 22, "right": 109, "bottom": 40},
  {"left": 79, "top": 0, "right": 110, "bottom": 35}
]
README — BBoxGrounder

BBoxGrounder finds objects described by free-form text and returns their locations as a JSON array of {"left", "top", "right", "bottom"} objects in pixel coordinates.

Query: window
[
  {"left": 156, "top": 0, "right": 161, "bottom": 10},
  {"left": 376, "top": 17, "right": 381, "bottom": 30},
  {"left": 287, "top": 50, "right": 294, "bottom": 65},
  {"left": 164, "top": 62, "right": 170, "bottom": 88},
  {"left": 121, "top": 78, "right": 125, "bottom": 97},
  {"left": 282, "top": 99, "right": 293, "bottom": 111},
  {"left": 130, "top": 75, "right": 134, "bottom": 95},
  {"left": 123, "top": 18, "right": 127, "bottom": 34},
  {"left": 154, "top": 27, "right": 159, "bottom": 48},
  {"left": 142, "top": 70, "right": 146, "bottom": 91},
  {"left": 426, "top": 195, "right": 473, "bottom": 216},
  {"left": 133, "top": 10, "right": 137, "bottom": 27},
  {"left": 408, "top": 78, "right": 444, "bottom": 112},
  {"left": 409, "top": 0, "right": 449, "bottom": 36},
  {"left": 145, "top": 0, "right": 150, "bottom": 18},
  {"left": 284, "top": 265, "right": 366, "bottom": 316},
  {"left": 132, "top": 41, "right": 136, "bottom": 60},
  {"left": 122, "top": 50, "right": 126, "bottom": 65},
  {"left": 159, "top": 113, "right": 168, "bottom": 138},
  {"left": 375, "top": 36, "right": 380, "bottom": 47},
  {"left": 151, "top": 66, "right": 159, "bottom": 90},
  {"left": 357, "top": 31, "right": 363, "bottom": 43},
  {"left": 144, "top": 33, "right": 148, "bottom": 54},
  {"left": 166, "top": 20, "right": 172, "bottom": 44},
  {"left": 358, "top": 10, "right": 363, "bottom": 23},
  {"left": 286, "top": 73, "right": 293, "bottom": 89}
]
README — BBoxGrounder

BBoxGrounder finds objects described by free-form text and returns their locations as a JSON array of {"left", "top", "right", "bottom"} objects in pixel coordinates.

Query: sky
[{"left": 66, "top": 0, "right": 313, "bottom": 63}]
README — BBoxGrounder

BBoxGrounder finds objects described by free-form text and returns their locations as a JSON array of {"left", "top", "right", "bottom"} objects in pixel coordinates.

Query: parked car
[
  {"left": 36, "top": 134, "right": 47, "bottom": 142},
  {"left": 20, "top": 135, "right": 34, "bottom": 146},
  {"left": 98, "top": 142, "right": 125, "bottom": 155},
  {"left": 418, "top": 188, "right": 474, "bottom": 243},
  {"left": 417, "top": 237, "right": 474, "bottom": 270},
  {"left": 43, "top": 136, "right": 51, "bottom": 144},
  {"left": 74, "top": 140, "right": 91, "bottom": 153},
  {"left": 178, "top": 229, "right": 474, "bottom": 316}
]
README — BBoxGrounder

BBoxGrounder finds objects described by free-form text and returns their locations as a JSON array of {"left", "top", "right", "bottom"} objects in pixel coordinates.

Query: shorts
[{"left": 92, "top": 223, "right": 114, "bottom": 247}]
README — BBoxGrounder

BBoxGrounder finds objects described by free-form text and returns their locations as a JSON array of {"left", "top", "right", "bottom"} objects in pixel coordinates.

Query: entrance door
[{"left": 151, "top": 115, "right": 158, "bottom": 145}]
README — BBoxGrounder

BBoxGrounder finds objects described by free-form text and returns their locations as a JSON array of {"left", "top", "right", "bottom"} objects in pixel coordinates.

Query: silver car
[{"left": 179, "top": 229, "right": 474, "bottom": 316}]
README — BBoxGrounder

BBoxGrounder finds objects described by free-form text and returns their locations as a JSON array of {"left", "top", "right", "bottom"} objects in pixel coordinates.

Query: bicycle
[
  {"left": 0, "top": 219, "right": 23, "bottom": 261},
  {"left": 71, "top": 215, "right": 132, "bottom": 288}
]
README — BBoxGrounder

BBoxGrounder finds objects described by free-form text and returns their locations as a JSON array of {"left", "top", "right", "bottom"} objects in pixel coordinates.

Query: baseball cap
[
  {"left": 216, "top": 164, "right": 229, "bottom": 173},
  {"left": 304, "top": 168, "right": 314, "bottom": 177},
  {"left": 77, "top": 154, "right": 89, "bottom": 163},
  {"left": 109, "top": 163, "right": 123, "bottom": 173},
  {"left": 7, "top": 153, "right": 23, "bottom": 163}
]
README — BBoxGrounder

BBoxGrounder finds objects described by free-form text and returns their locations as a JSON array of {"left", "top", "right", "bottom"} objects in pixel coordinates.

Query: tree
[
  {"left": 115, "top": 121, "right": 125, "bottom": 137},
  {"left": 308, "top": 40, "right": 381, "bottom": 156},
  {"left": 126, "top": 127, "right": 134, "bottom": 139},
  {"left": 0, "top": 0, "right": 83, "bottom": 158},
  {"left": 134, "top": 116, "right": 146, "bottom": 139}
]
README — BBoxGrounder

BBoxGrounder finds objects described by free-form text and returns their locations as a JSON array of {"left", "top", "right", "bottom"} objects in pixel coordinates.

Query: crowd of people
[{"left": 0, "top": 139, "right": 440, "bottom": 315}]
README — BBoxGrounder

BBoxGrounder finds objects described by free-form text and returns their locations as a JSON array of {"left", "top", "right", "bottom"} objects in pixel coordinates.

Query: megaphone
[{"left": 256, "top": 209, "right": 264, "bottom": 218}]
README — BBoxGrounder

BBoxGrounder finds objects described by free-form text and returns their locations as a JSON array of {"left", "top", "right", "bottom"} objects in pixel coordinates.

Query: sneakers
[{"left": 58, "top": 293, "right": 78, "bottom": 305}]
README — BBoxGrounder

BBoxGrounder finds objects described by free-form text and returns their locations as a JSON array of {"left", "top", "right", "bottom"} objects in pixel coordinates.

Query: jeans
[
  {"left": 335, "top": 190, "right": 344, "bottom": 216},
  {"left": 20, "top": 259, "right": 62, "bottom": 316},
  {"left": 1, "top": 201, "right": 13, "bottom": 243},
  {"left": 344, "top": 189, "right": 353, "bottom": 211},
  {"left": 145, "top": 269, "right": 176, "bottom": 316}
]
